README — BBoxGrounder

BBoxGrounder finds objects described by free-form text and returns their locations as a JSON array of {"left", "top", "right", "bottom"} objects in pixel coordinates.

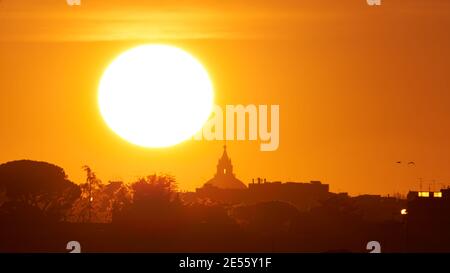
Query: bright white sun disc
[{"left": 98, "top": 45, "right": 214, "bottom": 147}]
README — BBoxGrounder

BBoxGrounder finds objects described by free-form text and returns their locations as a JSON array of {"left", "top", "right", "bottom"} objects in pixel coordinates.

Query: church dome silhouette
[{"left": 204, "top": 145, "right": 247, "bottom": 189}]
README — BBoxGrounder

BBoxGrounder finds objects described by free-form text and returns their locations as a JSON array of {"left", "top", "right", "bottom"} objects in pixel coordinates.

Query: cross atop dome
[
  {"left": 203, "top": 145, "right": 246, "bottom": 189},
  {"left": 218, "top": 144, "right": 232, "bottom": 175},
  {"left": 221, "top": 143, "right": 228, "bottom": 159}
]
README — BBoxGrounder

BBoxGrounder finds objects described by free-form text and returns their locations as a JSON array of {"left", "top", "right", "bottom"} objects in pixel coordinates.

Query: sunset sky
[{"left": 1, "top": 0, "right": 450, "bottom": 195}]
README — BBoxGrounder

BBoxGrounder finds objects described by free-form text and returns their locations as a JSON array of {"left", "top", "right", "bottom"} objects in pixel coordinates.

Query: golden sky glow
[{"left": 1, "top": 0, "right": 450, "bottom": 194}]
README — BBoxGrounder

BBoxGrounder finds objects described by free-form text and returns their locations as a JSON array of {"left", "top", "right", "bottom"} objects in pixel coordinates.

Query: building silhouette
[
  {"left": 203, "top": 145, "right": 246, "bottom": 189},
  {"left": 406, "top": 188, "right": 450, "bottom": 252},
  {"left": 194, "top": 146, "right": 332, "bottom": 210},
  {"left": 246, "top": 179, "right": 330, "bottom": 210}
]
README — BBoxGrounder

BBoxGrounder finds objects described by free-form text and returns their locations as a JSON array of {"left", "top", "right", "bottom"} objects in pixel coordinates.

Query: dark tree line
[
  {"left": 0, "top": 160, "right": 194, "bottom": 225},
  {"left": 0, "top": 160, "right": 80, "bottom": 222},
  {"left": 0, "top": 160, "right": 406, "bottom": 253}
]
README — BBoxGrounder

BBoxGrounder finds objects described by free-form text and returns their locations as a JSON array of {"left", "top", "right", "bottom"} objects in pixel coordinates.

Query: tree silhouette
[
  {"left": 113, "top": 174, "right": 182, "bottom": 226},
  {"left": 68, "top": 166, "right": 132, "bottom": 223},
  {"left": 0, "top": 160, "right": 80, "bottom": 222},
  {"left": 132, "top": 174, "right": 177, "bottom": 204}
]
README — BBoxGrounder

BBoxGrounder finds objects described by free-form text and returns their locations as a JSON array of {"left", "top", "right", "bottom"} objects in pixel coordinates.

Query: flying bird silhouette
[{"left": 408, "top": 161, "right": 415, "bottom": 165}]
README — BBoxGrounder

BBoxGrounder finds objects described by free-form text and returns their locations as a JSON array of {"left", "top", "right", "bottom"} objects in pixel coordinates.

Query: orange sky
[{"left": 1, "top": 0, "right": 450, "bottom": 195}]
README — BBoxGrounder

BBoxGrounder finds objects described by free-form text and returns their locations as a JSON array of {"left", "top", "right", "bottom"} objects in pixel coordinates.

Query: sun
[{"left": 98, "top": 44, "right": 214, "bottom": 148}]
